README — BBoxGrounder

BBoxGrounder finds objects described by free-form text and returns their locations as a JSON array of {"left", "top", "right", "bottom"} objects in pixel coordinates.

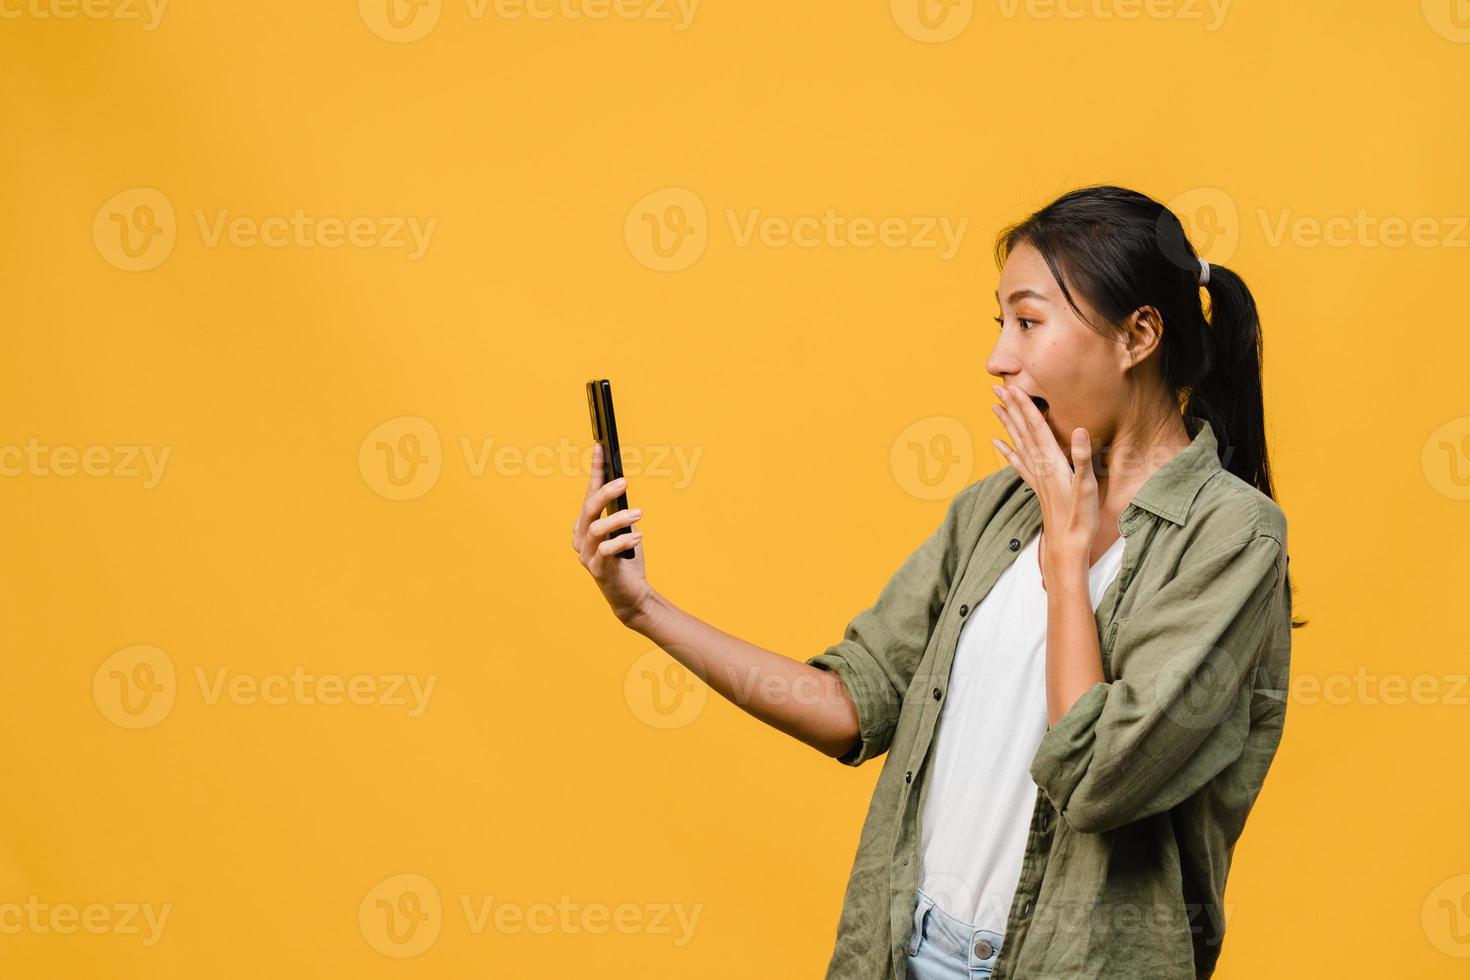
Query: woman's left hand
[{"left": 989, "top": 385, "right": 1100, "bottom": 581}]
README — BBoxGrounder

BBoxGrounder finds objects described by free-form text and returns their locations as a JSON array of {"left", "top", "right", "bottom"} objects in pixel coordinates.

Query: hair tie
[{"left": 1198, "top": 257, "right": 1211, "bottom": 286}]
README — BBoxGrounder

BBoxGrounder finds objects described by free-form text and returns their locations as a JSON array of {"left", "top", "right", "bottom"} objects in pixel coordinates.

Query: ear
[{"left": 1119, "top": 306, "right": 1165, "bottom": 370}]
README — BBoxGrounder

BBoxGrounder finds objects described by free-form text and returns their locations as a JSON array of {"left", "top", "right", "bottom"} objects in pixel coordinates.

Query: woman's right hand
[{"left": 573, "top": 443, "right": 653, "bottom": 626}]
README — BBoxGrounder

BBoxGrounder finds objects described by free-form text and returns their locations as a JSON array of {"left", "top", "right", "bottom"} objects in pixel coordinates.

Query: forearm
[
  {"left": 624, "top": 590, "right": 861, "bottom": 759},
  {"left": 1044, "top": 561, "right": 1106, "bottom": 727}
]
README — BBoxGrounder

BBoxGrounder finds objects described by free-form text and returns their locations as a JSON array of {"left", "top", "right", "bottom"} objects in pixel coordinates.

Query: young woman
[{"left": 572, "top": 185, "right": 1303, "bottom": 980}]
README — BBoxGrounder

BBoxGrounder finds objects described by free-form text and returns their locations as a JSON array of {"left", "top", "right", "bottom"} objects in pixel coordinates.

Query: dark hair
[{"left": 994, "top": 184, "right": 1306, "bottom": 629}]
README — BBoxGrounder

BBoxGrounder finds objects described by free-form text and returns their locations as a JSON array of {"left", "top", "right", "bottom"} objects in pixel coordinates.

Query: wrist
[
  {"left": 1044, "top": 548, "right": 1091, "bottom": 587},
  {"left": 621, "top": 589, "right": 666, "bottom": 635}
]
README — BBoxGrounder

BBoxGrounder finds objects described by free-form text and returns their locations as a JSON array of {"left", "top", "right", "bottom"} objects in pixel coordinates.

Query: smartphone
[{"left": 585, "top": 378, "right": 636, "bottom": 560}]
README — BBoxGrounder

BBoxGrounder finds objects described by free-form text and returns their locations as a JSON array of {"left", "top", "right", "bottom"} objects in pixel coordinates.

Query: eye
[{"left": 994, "top": 316, "right": 1035, "bottom": 331}]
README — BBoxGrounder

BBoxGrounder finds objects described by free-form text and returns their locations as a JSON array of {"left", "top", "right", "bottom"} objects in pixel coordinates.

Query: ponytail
[
  {"left": 1189, "top": 265, "right": 1308, "bottom": 630},
  {"left": 1186, "top": 264, "right": 1269, "bottom": 496}
]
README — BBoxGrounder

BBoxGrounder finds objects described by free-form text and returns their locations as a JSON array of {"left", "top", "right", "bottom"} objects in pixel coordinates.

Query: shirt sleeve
[
  {"left": 805, "top": 485, "right": 975, "bottom": 767},
  {"left": 1028, "top": 526, "right": 1287, "bottom": 833}
]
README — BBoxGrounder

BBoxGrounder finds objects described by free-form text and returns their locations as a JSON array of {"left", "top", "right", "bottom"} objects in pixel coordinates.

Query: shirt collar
[
  {"left": 1020, "top": 416, "right": 1221, "bottom": 528},
  {"left": 1122, "top": 415, "right": 1221, "bottom": 527}
]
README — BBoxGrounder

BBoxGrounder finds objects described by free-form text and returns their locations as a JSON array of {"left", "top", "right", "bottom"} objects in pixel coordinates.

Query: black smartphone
[{"left": 585, "top": 378, "right": 636, "bottom": 560}]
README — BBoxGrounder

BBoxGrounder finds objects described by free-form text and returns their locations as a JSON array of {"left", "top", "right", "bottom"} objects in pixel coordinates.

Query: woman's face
[{"left": 986, "top": 239, "right": 1133, "bottom": 452}]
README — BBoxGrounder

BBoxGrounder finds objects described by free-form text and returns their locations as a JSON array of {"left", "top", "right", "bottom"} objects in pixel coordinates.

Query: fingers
[
  {"left": 1010, "top": 391, "right": 1053, "bottom": 474},
  {"left": 990, "top": 386, "right": 1028, "bottom": 453},
  {"left": 992, "top": 386, "right": 1059, "bottom": 478},
  {"left": 991, "top": 436, "right": 1024, "bottom": 481},
  {"left": 574, "top": 472, "right": 628, "bottom": 544},
  {"left": 586, "top": 527, "right": 642, "bottom": 577},
  {"left": 579, "top": 505, "right": 643, "bottom": 566},
  {"left": 590, "top": 507, "right": 642, "bottom": 541},
  {"left": 596, "top": 531, "right": 642, "bottom": 558},
  {"left": 586, "top": 443, "right": 605, "bottom": 493},
  {"left": 574, "top": 443, "right": 649, "bottom": 578},
  {"left": 573, "top": 445, "right": 605, "bottom": 550},
  {"left": 990, "top": 388, "right": 1033, "bottom": 482},
  {"left": 1070, "top": 428, "right": 1097, "bottom": 496},
  {"left": 993, "top": 399, "right": 1029, "bottom": 473}
]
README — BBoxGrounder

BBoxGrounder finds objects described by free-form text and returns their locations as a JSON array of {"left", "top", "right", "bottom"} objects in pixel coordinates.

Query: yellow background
[{"left": 3, "top": 0, "right": 1469, "bottom": 976}]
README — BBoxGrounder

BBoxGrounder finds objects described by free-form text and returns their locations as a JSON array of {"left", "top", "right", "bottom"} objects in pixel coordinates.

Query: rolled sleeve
[
  {"left": 1030, "top": 527, "right": 1287, "bottom": 832},
  {"left": 807, "top": 485, "right": 976, "bottom": 767},
  {"left": 808, "top": 645, "right": 899, "bottom": 766}
]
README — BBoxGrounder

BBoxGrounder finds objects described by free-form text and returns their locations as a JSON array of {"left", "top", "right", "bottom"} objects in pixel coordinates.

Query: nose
[{"left": 985, "top": 329, "right": 1017, "bottom": 380}]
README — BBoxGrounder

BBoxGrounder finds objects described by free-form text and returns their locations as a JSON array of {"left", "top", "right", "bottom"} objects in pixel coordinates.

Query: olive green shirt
[{"left": 807, "top": 416, "right": 1293, "bottom": 979}]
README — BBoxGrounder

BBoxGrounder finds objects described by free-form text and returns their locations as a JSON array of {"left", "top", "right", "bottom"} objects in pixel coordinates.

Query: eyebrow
[{"left": 994, "top": 288, "right": 1050, "bottom": 305}]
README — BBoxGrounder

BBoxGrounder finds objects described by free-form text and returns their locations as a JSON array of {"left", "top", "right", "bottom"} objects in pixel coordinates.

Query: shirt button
[
  {"left": 958, "top": 603, "right": 969, "bottom": 617},
  {"left": 1009, "top": 538, "right": 1021, "bottom": 551},
  {"left": 974, "top": 938, "right": 994, "bottom": 958},
  {"left": 905, "top": 770, "right": 913, "bottom": 783},
  {"left": 932, "top": 687, "right": 942, "bottom": 701},
  {"left": 1021, "top": 899, "right": 1033, "bottom": 916}
]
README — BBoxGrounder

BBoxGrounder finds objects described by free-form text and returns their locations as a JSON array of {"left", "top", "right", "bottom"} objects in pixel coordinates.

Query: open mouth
[{"left": 1030, "top": 395, "right": 1050, "bottom": 415}]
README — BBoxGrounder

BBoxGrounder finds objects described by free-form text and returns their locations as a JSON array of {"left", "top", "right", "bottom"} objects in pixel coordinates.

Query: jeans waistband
[{"left": 909, "top": 887, "right": 1005, "bottom": 966}]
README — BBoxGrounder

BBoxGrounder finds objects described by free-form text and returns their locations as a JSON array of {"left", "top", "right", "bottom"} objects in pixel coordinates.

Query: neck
[{"left": 1089, "top": 409, "right": 1193, "bottom": 514}]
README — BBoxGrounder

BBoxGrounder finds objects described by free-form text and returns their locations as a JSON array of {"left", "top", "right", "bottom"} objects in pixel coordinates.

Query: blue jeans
[{"left": 906, "top": 887, "right": 1006, "bottom": 980}]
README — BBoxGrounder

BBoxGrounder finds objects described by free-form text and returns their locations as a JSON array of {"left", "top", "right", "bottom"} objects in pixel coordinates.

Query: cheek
[
  {"left": 1038, "top": 355, "right": 1088, "bottom": 397},
  {"left": 1045, "top": 340, "right": 1112, "bottom": 393}
]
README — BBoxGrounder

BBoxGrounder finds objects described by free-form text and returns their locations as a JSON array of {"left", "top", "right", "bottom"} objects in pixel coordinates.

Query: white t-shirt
[{"left": 917, "top": 526, "right": 1127, "bottom": 932}]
